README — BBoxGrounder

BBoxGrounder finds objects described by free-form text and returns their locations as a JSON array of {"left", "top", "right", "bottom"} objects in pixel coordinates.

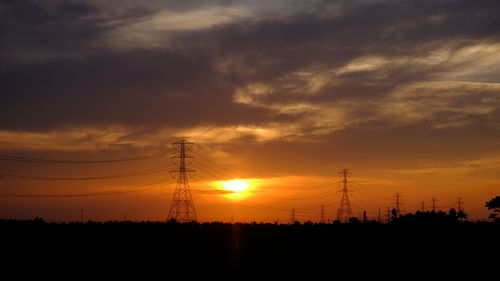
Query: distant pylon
[
  {"left": 320, "top": 205, "right": 326, "bottom": 224},
  {"left": 290, "top": 208, "right": 296, "bottom": 224},
  {"left": 394, "top": 193, "right": 402, "bottom": 217},
  {"left": 337, "top": 169, "right": 353, "bottom": 222},
  {"left": 431, "top": 198, "right": 438, "bottom": 212},
  {"left": 167, "top": 137, "right": 197, "bottom": 222},
  {"left": 456, "top": 197, "right": 463, "bottom": 212}
]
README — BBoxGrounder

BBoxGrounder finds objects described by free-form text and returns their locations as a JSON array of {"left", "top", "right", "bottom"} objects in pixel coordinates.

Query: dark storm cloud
[
  {"left": 0, "top": 0, "right": 103, "bottom": 60},
  {"left": 1, "top": 0, "right": 500, "bottom": 134},
  {"left": 0, "top": 49, "right": 293, "bottom": 130}
]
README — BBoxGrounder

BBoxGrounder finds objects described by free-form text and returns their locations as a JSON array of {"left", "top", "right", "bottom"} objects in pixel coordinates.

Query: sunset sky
[{"left": 1, "top": 0, "right": 500, "bottom": 222}]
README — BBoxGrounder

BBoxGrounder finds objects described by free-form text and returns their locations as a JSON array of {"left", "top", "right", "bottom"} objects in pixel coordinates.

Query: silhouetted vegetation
[
  {"left": 1, "top": 211, "right": 498, "bottom": 280},
  {"left": 486, "top": 196, "right": 500, "bottom": 222},
  {"left": 390, "top": 209, "right": 467, "bottom": 225}
]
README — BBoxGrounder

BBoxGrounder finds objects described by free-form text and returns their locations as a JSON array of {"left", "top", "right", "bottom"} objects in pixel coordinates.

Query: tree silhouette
[
  {"left": 391, "top": 208, "right": 397, "bottom": 219},
  {"left": 457, "top": 210, "right": 468, "bottom": 220},
  {"left": 485, "top": 196, "right": 500, "bottom": 222},
  {"left": 348, "top": 217, "right": 360, "bottom": 224},
  {"left": 449, "top": 208, "right": 457, "bottom": 218}
]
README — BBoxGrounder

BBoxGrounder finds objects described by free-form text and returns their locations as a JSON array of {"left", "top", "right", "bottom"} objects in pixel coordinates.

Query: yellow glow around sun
[
  {"left": 216, "top": 179, "right": 253, "bottom": 200},
  {"left": 222, "top": 179, "right": 249, "bottom": 192}
]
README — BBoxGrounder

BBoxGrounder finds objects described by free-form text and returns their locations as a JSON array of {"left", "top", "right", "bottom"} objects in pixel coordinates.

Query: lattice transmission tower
[
  {"left": 320, "top": 205, "right": 326, "bottom": 224},
  {"left": 337, "top": 168, "right": 353, "bottom": 222},
  {"left": 290, "top": 208, "right": 296, "bottom": 224},
  {"left": 456, "top": 197, "right": 464, "bottom": 212},
  {"left": 167, "top": 137, "right": 197, "bottom": 222}
]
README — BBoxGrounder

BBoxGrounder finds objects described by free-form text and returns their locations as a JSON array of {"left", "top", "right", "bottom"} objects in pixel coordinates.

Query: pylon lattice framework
[
  {"left": 337, "top": 168, "right": 353, "bottom": 222},
  {"left": 167, "top": 137, "right": 197, "bottom": 222}
]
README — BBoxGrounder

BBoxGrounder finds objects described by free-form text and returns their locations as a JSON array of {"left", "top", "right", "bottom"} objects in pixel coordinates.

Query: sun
[
  {"left": 222, "top": 179, "right": 249, "bottom": 192},
  {"left": 218, "top": 179, "right": 252, "bottom": 200}
]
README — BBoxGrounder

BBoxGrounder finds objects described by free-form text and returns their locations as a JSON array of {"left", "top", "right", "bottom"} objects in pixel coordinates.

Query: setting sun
[
  {"left": 222, "top": 179, "right": 249, "bottom": 192},
  {"left": 215, "top": 179, "right": 254, "bottom": 200}
]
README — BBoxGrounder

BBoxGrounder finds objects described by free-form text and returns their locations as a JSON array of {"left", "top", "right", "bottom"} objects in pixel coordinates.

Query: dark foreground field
[{"left": 1, "top": 218, "right": 498, "bottom": 280}]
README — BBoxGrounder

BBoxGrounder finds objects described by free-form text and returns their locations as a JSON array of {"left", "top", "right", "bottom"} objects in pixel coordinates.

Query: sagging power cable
[
  {"left": 0, "top": 178, "right": 171, "bottom": 198},
  {"left": 0, "top": 165, "right": 173, "bottom": 181},
  {"left": 0, "top": 151, "right": 169, "bottom": 164}
]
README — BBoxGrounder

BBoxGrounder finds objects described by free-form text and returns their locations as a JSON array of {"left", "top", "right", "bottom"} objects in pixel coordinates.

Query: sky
[{"left": 1, "top": 0, "right": 499, "bottom": 222}]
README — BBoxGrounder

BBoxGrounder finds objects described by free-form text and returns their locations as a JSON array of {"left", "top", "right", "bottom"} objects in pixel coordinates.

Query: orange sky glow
[{"left": 1, "top": 0, "right": 499, "bottom": 222}]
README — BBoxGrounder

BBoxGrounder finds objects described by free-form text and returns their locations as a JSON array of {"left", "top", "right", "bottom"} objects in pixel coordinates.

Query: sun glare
[{"left": 217, "top": 179, "right": 252, "bottom": 200}]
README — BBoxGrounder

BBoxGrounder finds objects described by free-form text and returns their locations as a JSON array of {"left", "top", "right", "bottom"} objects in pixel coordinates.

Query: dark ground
[{"left": 1, "top": 218, "right": 498, "bottom": 280}]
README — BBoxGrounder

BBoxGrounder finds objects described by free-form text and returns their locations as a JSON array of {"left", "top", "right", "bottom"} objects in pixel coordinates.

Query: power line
[
  {"left": 0, "top": 165, "right": 173, "bottom": 181},
  {"left": 0, "top": 178, "right": 170, "bottom": 198},
  {"left": 257, "top": 188, "right": 338, "bottom": 202},
  {"left": 349, "top": 192, "right": 385, "bottom": 210},
  {"left": 190, "top": 150, "right": 238, "bottom": 178},
  {"left": 351, "top": 182, "right": 391, "bottom": 201},
  {"left": 0, "top": 152, "right": 169, "bottom": 164}
]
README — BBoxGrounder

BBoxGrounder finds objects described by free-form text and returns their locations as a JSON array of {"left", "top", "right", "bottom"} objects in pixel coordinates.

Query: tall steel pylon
[
  {"left": 320, "top": 205, "right": 326, "bottom": 224},
  {"left": 431, "top": 198, "right": 438, "bottom": 212},
  {"left": 456, "top": 197, "right": 463, "bottom": 212},
  {"left": 167, "top": 137, "right": 197, "bottom": 222},
  {"left": 337, "top": 168, "right": 353, "bottom": 222},
  {"left": 290, "top": 208, "right": 296, "bottom": 224},
  {"left": 395, "top": 193, "right": 401, "bottom": 217}
]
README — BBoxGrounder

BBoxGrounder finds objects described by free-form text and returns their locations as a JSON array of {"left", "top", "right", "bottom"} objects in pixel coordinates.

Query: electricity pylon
[
  {"left": 457, "top": 197, "right": 464, "bottom": 212},
  {"left": 167, "top": 137, "right": 197, "bottom": 222},
  {"left": 337, "top": 168, "right": 353, "bottom": 222},
  {"left": 395, "top": 193, "right": 401, "bottom": 217},
  {"left": 320, "top": 205, "right": 326, "bottom": 224},
  {"left": 431, "top": 198, "right": 438, "bottom": 212}
]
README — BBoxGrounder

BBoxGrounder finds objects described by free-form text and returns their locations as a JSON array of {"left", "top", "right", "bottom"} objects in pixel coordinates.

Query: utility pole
[
  {"left": 457, "top": 197, "right": 463, "bottom": 212},
  {"left": 290, "top": 208, "right": 296, "bottom": 224},
  {"left": 431, "top": 198, "right": 438, "bottom": 212},
  {"left": 337, "top": 169, "right": 353, "bottom": 222},
  {"left": 320, "top": 205, "right": 326, "bottom": 224},
  {"left": 362, "top": 211, "right": 367, "bottom": 222},
  {"left": 167, "top": 137, "right": 197, "bottom": 222},
  {"left": 394, "top": 193, "right": 401, "bottom": 217}
]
